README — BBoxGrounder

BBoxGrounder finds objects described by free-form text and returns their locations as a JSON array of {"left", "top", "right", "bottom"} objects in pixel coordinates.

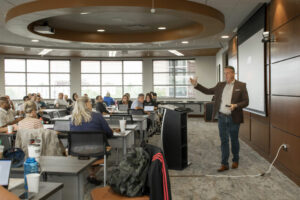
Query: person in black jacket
[{"left": 95, "top": 95, "right": 109, "bottom": 114}]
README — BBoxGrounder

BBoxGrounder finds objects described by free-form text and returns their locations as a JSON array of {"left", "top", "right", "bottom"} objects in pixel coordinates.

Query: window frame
[
  {"left": 153, "top": 59, "right": 196, "bottom": 99},
  {"left": 80, "top": 60, "right": 143, "bottom": 98},
  {"left": 4, "top": 58, "right": 71, "bottom": 100}
]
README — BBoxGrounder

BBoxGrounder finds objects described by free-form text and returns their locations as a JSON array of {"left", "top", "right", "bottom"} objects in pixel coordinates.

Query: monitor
[{"left": 0, "top": 160, "right": 12, "bottom": 188}]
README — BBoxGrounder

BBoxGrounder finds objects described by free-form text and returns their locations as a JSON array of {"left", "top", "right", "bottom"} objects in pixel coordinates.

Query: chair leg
[{"left": 104, "top": 154, "right": 107, "bottom": 186}]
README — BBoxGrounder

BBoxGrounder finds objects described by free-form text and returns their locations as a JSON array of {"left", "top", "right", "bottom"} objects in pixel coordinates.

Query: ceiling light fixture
[
  {"left": 158, "top": 27, "right": 166, "bottom": 30},
  {"left": 31, "top": 39, "right": 39, "bottom": 43},
  {"left": 109, "top": 51, "right": 117, "bottom": 57},
  {"left": 38, "top": 49, "right": 52, "bottom": 56},
  {"left": 221, "top": 35, "right": 230, "bottom": 39},
  {"left": 97, "top": 29, "right": 105, "bottom": 32},
  {"left": 80, "top": 12, "right": 89, "bottom": 15},
  {"left": 168, "top": 50, "right": 184, "bottom": 56},
  {"left": 151, "top": 0, "right": 156, "bottom": 13},
  {"left": 181, "top": 41, "right": 189, "bottom": 44}
]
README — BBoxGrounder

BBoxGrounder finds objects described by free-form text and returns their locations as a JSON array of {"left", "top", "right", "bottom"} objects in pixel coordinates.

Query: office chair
[{"left": 68, "top": 131, "right": 109, "bottom": 186}]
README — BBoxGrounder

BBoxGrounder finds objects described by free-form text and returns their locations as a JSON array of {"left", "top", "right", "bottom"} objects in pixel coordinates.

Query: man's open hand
[{"left": 190, "top": 77, "right": 198, "bottom": 87}]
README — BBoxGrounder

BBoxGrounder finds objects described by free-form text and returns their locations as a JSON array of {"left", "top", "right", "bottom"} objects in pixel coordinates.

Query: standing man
[{"left": 190, "top": 66, "right": 249, "bottom": 172}]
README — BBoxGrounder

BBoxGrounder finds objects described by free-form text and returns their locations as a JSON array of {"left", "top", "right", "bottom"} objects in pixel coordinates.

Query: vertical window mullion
[
  {"left": 100, "top": 61, "right": 102, "bottom": 95},
  {"left": 25, "top": 59, "right": 27, "bottom": 95}
]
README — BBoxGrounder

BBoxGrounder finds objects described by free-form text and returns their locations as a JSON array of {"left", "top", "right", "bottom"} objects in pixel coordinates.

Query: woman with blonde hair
[
  {"left": 18, "top": 100, "right": 43, "bottom": 130},
  {"left": 70, "top": 96, "right": 114, "bottom": 185}
]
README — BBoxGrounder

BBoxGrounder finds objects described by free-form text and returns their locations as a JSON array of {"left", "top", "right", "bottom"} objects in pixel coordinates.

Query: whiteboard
[{"left": 238, "top": 29, "right": 266, "bottom": 116}]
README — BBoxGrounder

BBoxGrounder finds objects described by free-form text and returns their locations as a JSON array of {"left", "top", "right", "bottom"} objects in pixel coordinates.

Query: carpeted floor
[{"left": 85, "top": 118, "right": 300, "bottom": 200}]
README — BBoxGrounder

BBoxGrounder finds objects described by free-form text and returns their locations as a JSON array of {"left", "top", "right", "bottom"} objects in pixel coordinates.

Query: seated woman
[
  {"left": 70, "top": 96, "right": 115, "bottom": 185},
  {"left": 18, "top": 101, "right": 43, "bottom": 130},
  {"left": 118, "top": 95, "right": 130, "bottom": 108},
  {"left": 144, "top": 93, "right": 154, "bottom": 107}
]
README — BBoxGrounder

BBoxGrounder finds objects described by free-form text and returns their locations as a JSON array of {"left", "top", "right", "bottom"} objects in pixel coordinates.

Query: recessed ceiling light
[
  {"left": 158, "top": 27, "right": 166, "bottom": 30},
  {"left": 181, "top": 41, "right": 189, "bottom": 44},
  {"left": 31, "top": 39, "right": 39, "bottom": 43},
  {"left": 168, "top": 50, "right": 184, "bottom": 56},
  {"left": 97, "top": 29, "right": 105, "bottom": 32},
  {"left": 80, "top": 12, "right": 89, "bottom": 15},
  {"left": 221, "top": 35, "right": 230, "bottom": 39},
  {"left": 109, "top": 51, "right": 117, "bottom": 57}
]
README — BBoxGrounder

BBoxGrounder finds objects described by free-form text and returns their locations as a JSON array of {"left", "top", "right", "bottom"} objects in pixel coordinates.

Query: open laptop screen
[
  {"left": 144, "top": 106, "right": 154, "bottom": 112},
  {"left": 0, "top": 160, "right": 12, "bottom": 187}
]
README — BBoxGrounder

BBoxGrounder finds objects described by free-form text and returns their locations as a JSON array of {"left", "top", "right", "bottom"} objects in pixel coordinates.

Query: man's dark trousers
[{"left": 218, "top": 113, "right": 240, "bottom": 167}]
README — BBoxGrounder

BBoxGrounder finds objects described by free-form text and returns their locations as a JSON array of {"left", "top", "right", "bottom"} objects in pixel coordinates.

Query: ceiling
[{"left": 0, "top": 0, "right": 270, "bottom": 57}]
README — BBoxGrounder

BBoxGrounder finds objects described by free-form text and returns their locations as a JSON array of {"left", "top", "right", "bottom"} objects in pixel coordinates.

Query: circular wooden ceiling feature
[{"left": 5, "top": 0, "right": 225, "bottom": 44}]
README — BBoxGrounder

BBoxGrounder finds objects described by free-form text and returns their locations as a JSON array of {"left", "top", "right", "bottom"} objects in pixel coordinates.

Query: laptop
[
  {"left": 118, "top": 104, "right": 129, "bottom": 112},
  {"left": 144, "top": 106, "right": 154, "bottom": 112},
  {"left": 0, "top": 159, "right": 12, "bottom": 189}
]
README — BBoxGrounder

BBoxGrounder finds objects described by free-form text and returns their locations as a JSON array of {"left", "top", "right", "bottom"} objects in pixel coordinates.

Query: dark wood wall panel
[
  {"left": 229, "top": 0, "right": 300, "bottom": 186},
  {"left": 269, "top": 0, "right": 300, "bottom": 31},
  {"left": 271, "top": 15, "right": 300, "bottom": 63},
  {"left": 271, "top": 96, "right": 300, "bottom": 137},
  {"left": 270, "top": 127, "right": 300, "bottom": 179},
  {"left": 271, "top": 56, "right": 300, "bottom": 96},
  {"left": 251, "top": 119, "right": 270, "bottom": 153},
  {"left": 240, "top": 111, "right": 251, "bottom": 141}
]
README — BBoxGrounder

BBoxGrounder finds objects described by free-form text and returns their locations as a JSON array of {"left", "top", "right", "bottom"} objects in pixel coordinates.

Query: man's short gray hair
[{"left": 224, "top": 66, "right": 235, "bottom": 73}]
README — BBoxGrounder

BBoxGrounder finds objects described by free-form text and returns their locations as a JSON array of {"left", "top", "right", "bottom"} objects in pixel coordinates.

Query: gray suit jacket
[{"left": 195, "top": 80, "right": 249, "bottom": 123}]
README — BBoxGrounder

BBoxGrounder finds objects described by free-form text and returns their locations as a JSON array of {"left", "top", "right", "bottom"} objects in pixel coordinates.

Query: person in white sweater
[{"left": 54, "top": 93, "right": 69, "bottom": 108}]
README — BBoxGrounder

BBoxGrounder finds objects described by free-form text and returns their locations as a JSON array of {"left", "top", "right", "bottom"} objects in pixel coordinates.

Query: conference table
[
  {"left": 9, "top": 179, "right": 64, "bottom": 200},
  {"left": 11, "top": 156, "right": 97, "bottom": 200}
]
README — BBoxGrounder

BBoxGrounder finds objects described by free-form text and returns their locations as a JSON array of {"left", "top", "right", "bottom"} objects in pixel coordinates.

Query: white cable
[{"left": 204, "top": 144, "right": 285, "bottom": 178}]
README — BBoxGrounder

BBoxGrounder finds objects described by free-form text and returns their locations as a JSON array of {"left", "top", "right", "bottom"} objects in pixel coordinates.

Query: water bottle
[{"left": 24, "top": 157, "right": 39, "bottom": 190}]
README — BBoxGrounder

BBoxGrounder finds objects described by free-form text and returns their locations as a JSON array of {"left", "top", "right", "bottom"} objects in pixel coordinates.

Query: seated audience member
[
  {"left": 70, "top": 96, "right": 115, "bottom": 185},
  {"left": 131, "top": 93, "right": 145, "bottom": 110},
  {"left": 0, "top": 97, "right": 22, "bottom": 127},
  {"left": 144, "top": 93, "right": 154, "bottom": 107},
  {"left": 118, "top": 95, "right": 130, "bottom": 108},
  {"left": 103, "top": 92, "right": 115, "bottom": 106},
  {"left": 5, "top": 95, "right": 15, "bottom": 112},
  {"left": 95, "top": 95, "right": 109, "bottom": 114},
  {"left": 152, "top": 92, "right": 160, "bottom": 107},
  {"left": 17, "top": 96, "right": 30, "bottom": 115},
  {"left": 64, "top": 94, "right": 73, "bottom": 106},
  {"left": 18, "top": 101, "right": 43, "bottom": 130},
  {"left": 54, "top": 93, "right": 69, "bottom": 108},
  {"left": 30, "top": 94, "right": 39, "bottom": 110},
  {"left": 72, "top": 93, "right": 79, "bottom": 102},
  {"left": 36, "top": 95, "right": 46, "bottom": 109},
  {"left": 124, "top": 93, "right": 133, "bottom": 108}
]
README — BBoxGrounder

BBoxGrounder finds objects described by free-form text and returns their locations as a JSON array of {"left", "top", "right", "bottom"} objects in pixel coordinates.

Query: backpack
[
  {"left": 4, "top": 148, "right": 25, "bottom": 168},
  {"left": 109, "top": 147, "right": 150, "bottom": 197}
]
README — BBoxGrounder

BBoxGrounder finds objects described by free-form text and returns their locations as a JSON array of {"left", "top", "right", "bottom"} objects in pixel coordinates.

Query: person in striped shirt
[{"left": 18, "top": 100, "right": 43, "bottom": 130}]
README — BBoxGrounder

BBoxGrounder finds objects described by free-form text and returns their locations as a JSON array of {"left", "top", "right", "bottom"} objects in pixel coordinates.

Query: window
[
  {"left": 4, "top": 59, "right": 70, "bottom": 100},
  {"left": 153, "top": 60, "right": 196, "bottom": 98},
  {"left": 81, "top": 60, "right": 143, "bottom": 98}
]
